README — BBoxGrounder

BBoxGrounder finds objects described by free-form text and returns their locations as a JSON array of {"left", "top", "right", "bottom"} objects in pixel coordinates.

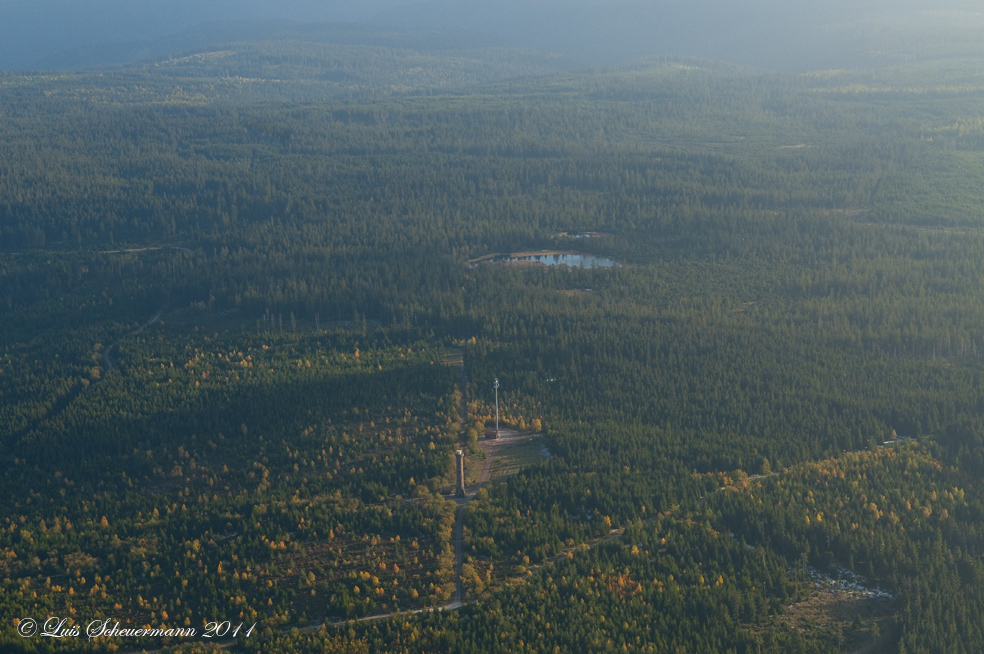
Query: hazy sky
[
  {"left": 0, "top": 0, "right": 402, "bottom": 68},
  {"left": 1, "top": 0, "right": 982, "bottom": 71}
]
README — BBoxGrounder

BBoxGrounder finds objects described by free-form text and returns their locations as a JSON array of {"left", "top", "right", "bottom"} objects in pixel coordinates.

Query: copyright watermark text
[{"left": 13, "top": 617, "right": 255, "bottom": 640}]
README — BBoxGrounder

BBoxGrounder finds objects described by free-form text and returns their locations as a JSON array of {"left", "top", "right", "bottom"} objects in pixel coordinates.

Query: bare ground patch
[{"left": 489, "top": 436, "right": 549, "bottom": 480}]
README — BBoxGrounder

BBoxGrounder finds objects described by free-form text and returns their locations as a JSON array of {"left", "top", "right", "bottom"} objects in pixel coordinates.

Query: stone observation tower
[
  {"left": 455, "top": 450, "right": 466, "bottom": 497},
  {"left": 493, "top": 377, "right": 500, "bottom": 439}
]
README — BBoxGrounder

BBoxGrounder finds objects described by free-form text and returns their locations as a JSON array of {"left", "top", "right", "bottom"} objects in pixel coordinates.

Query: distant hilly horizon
[{"left": 2, "top": 0, "right": 984, "bottom": 73}]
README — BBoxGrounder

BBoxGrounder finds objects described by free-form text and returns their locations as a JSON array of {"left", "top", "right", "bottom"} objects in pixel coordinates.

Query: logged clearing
[
  {"left": 773, "top": 587, "right": 897, "bottom": 653},
  {"left": 489, "top": 436, "right": 549, "bottom": 480}
]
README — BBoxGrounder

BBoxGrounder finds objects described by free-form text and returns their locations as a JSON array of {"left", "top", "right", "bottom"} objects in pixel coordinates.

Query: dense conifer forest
[{"left": 4, "top": 36, "right": 984, "bottom": 653}]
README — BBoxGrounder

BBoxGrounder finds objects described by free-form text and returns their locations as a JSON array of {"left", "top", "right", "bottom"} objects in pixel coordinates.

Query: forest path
[
  {"left": 7, "top": 306, "right": 164, "bottom": 447},
  {"left": 102, "top": 307, "right": 164, "bottom": 372},
  {"left": 447, "top": 347, "right": 469, "bottom": 606},
  {"left": 332, "top": 350, "right": 489, "bottom": 625},
  {"left": 443, "top": 353, "right": 529, "bottom": 603},
  {"left": 322, "top": 353, "right": 539, "bottom": 627}
]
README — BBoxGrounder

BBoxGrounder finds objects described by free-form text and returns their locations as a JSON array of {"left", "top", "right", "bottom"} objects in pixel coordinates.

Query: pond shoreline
[{"left": 467, "top": 250, "right": 620, "bottom": 268}]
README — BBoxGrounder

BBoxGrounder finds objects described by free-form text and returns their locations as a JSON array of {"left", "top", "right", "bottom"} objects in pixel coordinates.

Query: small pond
[
  {"left": 559, "top": 231, "right": 606, "bottom": 239},
  {"left": 473, "top": 252, "right": 619, "bottom": 269}
]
